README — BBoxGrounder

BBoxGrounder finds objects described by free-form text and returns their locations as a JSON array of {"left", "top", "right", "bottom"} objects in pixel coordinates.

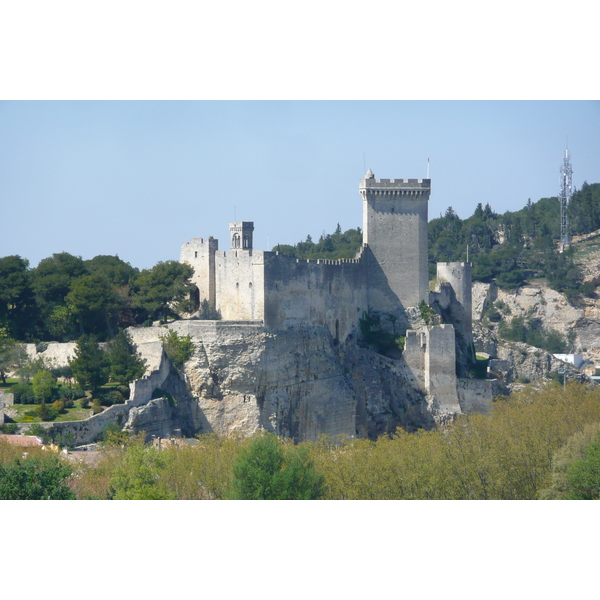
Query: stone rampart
[
  {"left": 215, "top": 249, "right": 265, "bottom": 321},
  {"left": 262, "top": 252, "right": 368, "bottom": 341}
]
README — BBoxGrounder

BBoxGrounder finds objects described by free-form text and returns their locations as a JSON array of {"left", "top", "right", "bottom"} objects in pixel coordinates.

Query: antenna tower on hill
[{"left": 559, "top": 147, "right": 573, "bottom": 251}]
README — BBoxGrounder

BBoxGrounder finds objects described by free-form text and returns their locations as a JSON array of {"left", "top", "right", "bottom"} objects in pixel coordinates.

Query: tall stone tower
[
  {"left": 360, "top": 170, "right": 430, "bottom": 309},
  {"left": 229, "top": 222, "right": 254, "bottom": 250}
]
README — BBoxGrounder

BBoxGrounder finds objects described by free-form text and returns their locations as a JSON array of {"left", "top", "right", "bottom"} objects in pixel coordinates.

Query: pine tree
[
  {"left": 106, "top": 330, "right": 147, "bottom": 384},
  {"left": 69, "top": 334, "right": 110, "bottom": 393}
]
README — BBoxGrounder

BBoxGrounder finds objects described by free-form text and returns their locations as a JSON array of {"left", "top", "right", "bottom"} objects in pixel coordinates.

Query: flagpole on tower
[{"left": 426, "top": 158, "right": 430, "bottom": 179}]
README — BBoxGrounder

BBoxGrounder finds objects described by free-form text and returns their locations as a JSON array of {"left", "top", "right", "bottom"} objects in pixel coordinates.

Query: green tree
[
  {"left": 0, "top": 457, "right": 75, "bottom": 500},
  {"left": 230, "top": 433, "right": 325, "bottom": 500},
  {"left": 0, "top": 328, "right": 26, "bottom": 385},
  {"left": 66, "top": 273, "right": 121, "bottom": 338},
  {"left": 132, "top": 261, "right": 194, "bottom": 323},
  {"left": 69, "top": 334, "right": 110, "bottom": 393},
  {"left": 32, "top": 369, "right": 57, "bottom": 403},
  {"left": 106, "top": 330, "right": 147, "bottom": 384},
  {"left": 160, "top": 329, "right": 194, "bottom": 369},
  {"left": 109, "top": 443, "right": 175, "bottom": 500},
  {"left": 0, "top": 255, "right": 38, "bottom": 340},
  {"left": 84, "top": 255, "right": 139, "bottom": 287},
  {"left": 31, "top": 252, "right": 88, "bottom": 340},
  {"left": 564, "top": 442, "right": 600, "bottom": 499}
]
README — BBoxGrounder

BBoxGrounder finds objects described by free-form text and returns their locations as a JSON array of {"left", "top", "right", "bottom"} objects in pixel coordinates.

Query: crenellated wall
[{"left": 262, "top": 250, "right": 369, "bottom": 341}]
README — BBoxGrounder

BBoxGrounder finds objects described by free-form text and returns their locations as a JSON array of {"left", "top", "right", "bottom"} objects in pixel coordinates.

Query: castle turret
[
  {"left": 229, "top": 222, "right": 254, "bottom": 250},
  {"left": 360, "top": 172, "right": 430, "bottom": 309}
]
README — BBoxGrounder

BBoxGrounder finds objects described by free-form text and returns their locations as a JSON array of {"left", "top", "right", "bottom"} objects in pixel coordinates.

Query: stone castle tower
[{"left": 360, "top": 170, "right": 430, "bottom": 310}]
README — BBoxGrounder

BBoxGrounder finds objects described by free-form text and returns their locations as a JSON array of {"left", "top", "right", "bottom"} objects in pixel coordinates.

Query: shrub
[
  {"left": 91, "top": 399, "right": 103, "bottom": 414},
  {"left": 230, "top": 433, "right": 325, "bottom": 500},
  {"left": 160, "top": 329, "right": 194, "bottom": 369},
  {"left": 52, "top": 400, "right": 66, "bottom": 414},
  {"left": 80, "top": 397, "right": 90, "bottom": 409},
  {"left": 11, "top": 384, "right": 36, "bottom": 404},
  {"left": 32, "top": 370, "right": 57, "bottom": 403},
  {"left": 63, "top": 388, "right": 86, "bottom": 401},
  {"left": 99, "top": 389, "right": 125, "bottom": 406},
  {"left": 0, "top": 423, "right": 18, "bottom": 434},
  {"left": 37, "top": 402, "right": 58, "bottom": 422},
  {"left": 115, "top": 385, "right": 130, "bottom": 399},
  {"left": 0, "top": 457, "right": 74, "bottom": 500}
]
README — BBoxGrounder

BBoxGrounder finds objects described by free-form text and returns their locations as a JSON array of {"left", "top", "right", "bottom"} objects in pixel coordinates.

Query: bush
[
  {"left": 80, "top": 397, "right": 90, "bottom": 409},
  {"left": 115, "top": 385, "right": 130, "bottom": 400},
  {"left": 11, "top": 384, "right": 36, "bottom": 404},
  {"left": 62, "top": 388, "right": 86, "bottom": 401},
  {"left": 97, "top": 389, "right": 125, "bottom": 407},
  {"left": 32, "top": 370, "right": 57, "bottom": 403},
  {"left": 0, "top": 423, "right": 18, "bottom": 434},
  {"left": 160, "top": 329, "right": 194, "bottom": 369},
  {"left": 37, "top": 402, "right": 58, "bottom": 422},
  {"left": 91, "top": 399, "right": 103, "bottom": 414},
  {"left": 52, "top": 399, "right": 66, "bottom": 414},
  {"left": 0, "top": 457, "right": 74, "bottom": 499},
  {"left": 230, "top": 433, "right": 325, "bottom": 500}
]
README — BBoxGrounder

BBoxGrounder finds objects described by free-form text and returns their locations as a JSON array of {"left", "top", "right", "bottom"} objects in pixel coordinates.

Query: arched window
[{"left": 232, "top": 234, "right": 241, "bottom": 248}]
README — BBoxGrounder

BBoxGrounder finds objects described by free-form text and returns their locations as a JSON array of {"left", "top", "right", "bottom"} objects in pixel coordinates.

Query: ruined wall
[
  {"left": 457, "top": 379, "right": 499, "bottom": 414},
  {"left": 403, "top": 324, "right": 462, "bottom": 421},
  {"left": 262, "top": 252, "right": 368, "bottom": 341},
  {"left": 436, "top": 262, "right": 473, "bottom": 343}
]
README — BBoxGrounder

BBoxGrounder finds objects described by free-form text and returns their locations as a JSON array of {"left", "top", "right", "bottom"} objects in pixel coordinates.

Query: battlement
[
  {"left": 359, "top": 179, "right": 431, "bottom": 200},
  {"left": 360, "top": 176, "right": 430, "bottom": 190}
]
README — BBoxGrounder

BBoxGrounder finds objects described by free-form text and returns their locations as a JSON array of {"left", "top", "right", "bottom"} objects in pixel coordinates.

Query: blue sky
[{"left": 1, "top": 101, "right": 598, "bottom": 270}]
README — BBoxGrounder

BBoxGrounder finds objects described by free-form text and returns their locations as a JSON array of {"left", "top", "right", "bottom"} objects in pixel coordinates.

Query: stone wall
[
  {"left": 180, "top": 236, "right": 218, "bottom": 309},
  {"left": 457, "top": 379, "right": 499, "bottom": 414},
  {"left": 263, "top": 251, "right": 368, "bottom": 341},
  {"left": 215, "top": 249, "right": 266, "bottom": 321}
]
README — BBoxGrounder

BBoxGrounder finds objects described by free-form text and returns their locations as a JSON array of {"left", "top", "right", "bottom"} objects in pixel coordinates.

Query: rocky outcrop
[
  {"left": 126, "top": 321, "right": 444, "bottom": 442},
  {"left": 495, "top": 341, "right": 588, "bottom": 388},
  {"left": 472, "top": 280, "right": 600, "bottom": 364}
]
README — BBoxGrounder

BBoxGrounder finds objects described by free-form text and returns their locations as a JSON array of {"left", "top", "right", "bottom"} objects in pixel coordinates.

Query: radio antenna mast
[{"left": 559, "top": 147, "right": 573, "bottom": 251}]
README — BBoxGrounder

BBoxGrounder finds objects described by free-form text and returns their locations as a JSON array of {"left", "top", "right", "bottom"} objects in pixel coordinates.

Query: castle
[
  {"left": 180, "top": 171, "right": 493, "bottom": 422},
  {"left": 182, "top": 171, "right": 433, "bottom": 340}
]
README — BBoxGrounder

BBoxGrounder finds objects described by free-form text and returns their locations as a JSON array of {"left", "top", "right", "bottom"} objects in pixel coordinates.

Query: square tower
[
  {"left": 360, "top": 170, "right": 430, "bottom": 309},
  {"left": 229, "top": 222, "right": 254, "bottom": 250}
]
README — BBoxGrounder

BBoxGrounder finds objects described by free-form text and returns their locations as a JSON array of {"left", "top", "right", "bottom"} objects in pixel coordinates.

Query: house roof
[{"left": 0, "top": 434, "right": 44, "bottom": 447}]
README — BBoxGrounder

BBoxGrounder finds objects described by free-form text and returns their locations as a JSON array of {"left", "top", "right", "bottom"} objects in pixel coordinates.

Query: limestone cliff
[{"left": 129, "top": 321, "right": 436, "bottom": 442}]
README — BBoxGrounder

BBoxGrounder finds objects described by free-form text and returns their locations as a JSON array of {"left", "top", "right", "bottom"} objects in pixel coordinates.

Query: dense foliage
[
  {"left": 230, "top": 433, "right": 325, "bottom": 499},
  {"left": 39, "top": 383, "right": 598, "bottom": 500},
  {"left": 428, "top": 183, "right": 600, "bottom": 298},
  {"left": 0, "top": 253, "right": 196, "bottom": 343},
  {"left": 0, "top": 456, "right": 74, "bottom": 500}
]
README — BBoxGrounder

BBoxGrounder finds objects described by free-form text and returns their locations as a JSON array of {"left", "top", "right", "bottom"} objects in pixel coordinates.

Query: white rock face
[
  {"left": 471, "top": 280, "right": 600, "bottom": 361},
  {"left": 123, "top": 321, "right": 437, "bottom": 441}
]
